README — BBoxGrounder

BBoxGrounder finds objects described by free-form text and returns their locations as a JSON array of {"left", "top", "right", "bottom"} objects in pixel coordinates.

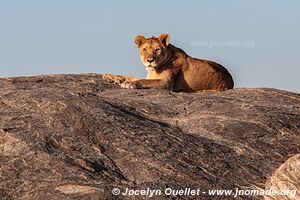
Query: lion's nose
[{"left": 147, "top": 59, "right": 155, "bottom": 63}]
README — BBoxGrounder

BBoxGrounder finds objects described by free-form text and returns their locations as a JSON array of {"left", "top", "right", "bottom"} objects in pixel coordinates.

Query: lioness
[{"left": 103, "top": 34, "right": 234, "bottom": 92}]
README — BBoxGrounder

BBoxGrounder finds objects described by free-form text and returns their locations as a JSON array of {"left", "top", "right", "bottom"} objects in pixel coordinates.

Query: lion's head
[{"left": 135, "top": 34, "right": 171, "bottom": 71}]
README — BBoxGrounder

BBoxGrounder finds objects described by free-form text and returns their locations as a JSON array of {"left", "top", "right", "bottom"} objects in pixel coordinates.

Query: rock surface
[
  {"left": 265, "top": 154, "right": 300, "bottom": 200},
  {"left": 0, "top": 74, "right": 299, "bottom": 200}
]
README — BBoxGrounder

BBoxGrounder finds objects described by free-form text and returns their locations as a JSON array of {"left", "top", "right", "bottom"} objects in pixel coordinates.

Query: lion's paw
[
  {"left": 102, "top": 74, "right": 125, "bottom": 84},
  {"left": 121, "top": 81, "right": 142, "bottom": 89}
]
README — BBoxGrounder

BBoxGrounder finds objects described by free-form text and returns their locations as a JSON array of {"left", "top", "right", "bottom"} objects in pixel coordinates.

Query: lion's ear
[
  {"left": 159, "top": 34, "right": 170, "bottom": 47},
  {"left": 135, "top": 35, "right": 146, "bottom": 48}
]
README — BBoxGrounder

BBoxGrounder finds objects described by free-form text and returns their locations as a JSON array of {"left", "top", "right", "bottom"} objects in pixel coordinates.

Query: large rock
[
  {"left": 265, "top": 154, "right": 300, "bottom": 200},
  {"left": 0, "top": 74, "right": 299, "bottom": 200}
]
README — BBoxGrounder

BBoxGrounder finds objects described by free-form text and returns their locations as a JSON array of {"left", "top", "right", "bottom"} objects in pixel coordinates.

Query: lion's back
[{"left": 174, "top": 57, "right": 234, "bottom": 92}]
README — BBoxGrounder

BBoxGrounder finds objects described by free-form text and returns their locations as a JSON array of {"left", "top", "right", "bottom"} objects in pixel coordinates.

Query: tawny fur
[{"left": 103, "top": 34, "right": 234, "bottom": 92}]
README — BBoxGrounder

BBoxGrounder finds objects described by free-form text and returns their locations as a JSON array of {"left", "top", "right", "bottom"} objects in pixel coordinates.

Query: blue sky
[{"left": 0, "top": 0, "right": 299, "bottom": 92}]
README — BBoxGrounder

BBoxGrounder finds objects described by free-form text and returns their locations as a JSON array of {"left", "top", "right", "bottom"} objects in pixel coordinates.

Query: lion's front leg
[
  {"left": 102, "top": 74, "right": 139, "bottom": 84},
  {"left": 121, "top": 79, "right": 173, "bottom": 90}
]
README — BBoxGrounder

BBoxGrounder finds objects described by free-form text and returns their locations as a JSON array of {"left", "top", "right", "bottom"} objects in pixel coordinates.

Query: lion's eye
[{"left": 143, "top": 49, "right": 147, "bottom": 52}]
